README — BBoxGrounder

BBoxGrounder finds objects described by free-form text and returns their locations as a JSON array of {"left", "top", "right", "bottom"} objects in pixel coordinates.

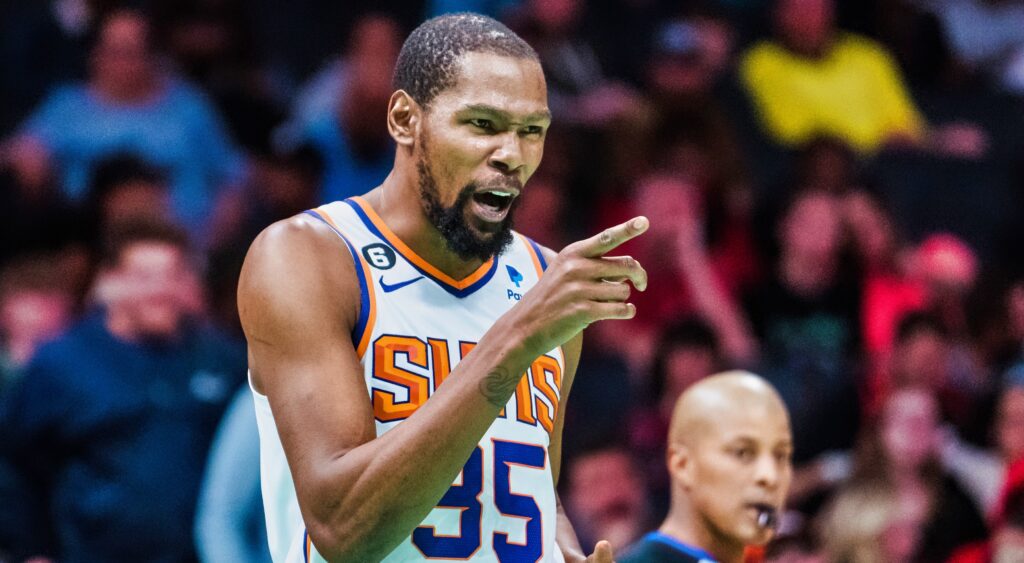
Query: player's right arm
[{"left": 238, "top": 214, "right": 648, "bottom": 562}]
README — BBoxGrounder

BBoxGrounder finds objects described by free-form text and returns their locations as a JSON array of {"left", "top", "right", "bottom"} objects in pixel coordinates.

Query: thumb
[{"left": 589, "top": 540, "right": 615, "bottom": 562}]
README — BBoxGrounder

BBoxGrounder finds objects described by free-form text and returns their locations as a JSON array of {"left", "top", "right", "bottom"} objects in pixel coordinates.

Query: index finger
[
  {"left": 589, "top": 540, "right": 615, "bottom": 563},
  {"left": 570, "top": 217, "right": 649, "bottom": 258}
]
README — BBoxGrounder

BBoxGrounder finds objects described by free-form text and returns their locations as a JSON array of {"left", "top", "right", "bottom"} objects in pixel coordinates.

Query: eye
[
  {"left": 520, "top": 125, "right": 545, "bottom": 137},
  {"left": 733, "top": 447, "right": 755, "bottom": 462},
  {"left": 469, "top": 118, "right": 494, "bottom": 131}
]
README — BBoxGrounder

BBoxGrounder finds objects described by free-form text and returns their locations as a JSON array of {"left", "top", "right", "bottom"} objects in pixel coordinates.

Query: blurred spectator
[
  {"left": 997, "top": 366, "right": 1024, "bottom": 465},
  {"left": 150, "top": 0, "right": 284, "bottom": 155},
  {"left": 0, "top": 139, "right": 85, "bottom": 264},
  {"left": 949, "top": 457, "right": 1024, "bottom": 563},
  {"left": 937, "top": 366, "right": 1024, "bottom": 516},
  {"left": 937, "top": 365, "right": 1024, "bottom": 516},
  {"left": 209, "top": 143, "right": 322, "bottom": 250},
  {"left": 624, "top": 13, "right": 747, "bottom": 189},
  {"left": 612, "top": 175, "right": 757, "bottom": 370},
  {"left": 816, "top": 480, "right": 907, "bottom": 562},
  {"left": 789, "top": 362, "right": 1021, "bottom": 524},
  {"left": 206, "top": 142, "right": 323, "bottom": 334},
  {"left": 643, "top": 15, "right": 762, "bottom": 294},
  {"left": 848, "top": 387, "right": 987, "bottom": 561},
  {"left": 891, "top": 311, "right": 985, "bottom": 436},
  {"left": 194, "top": 385, "right": 271, "bottom": 563},
  {"left": 0, "top": 256, "right": 76, "bottom": 393},
  {"left": 740, "top": 0, "right": 987, "bottom": 158},
  {"left": 4, "top": 9, "right": 246, "bottom": 237},
  {"left": 629, "top": 317, "right": 724, "bottom": 519},
  {"left": 843, "top": 187, "right": 929, "bottom": 412},
  {"left": 82, "top": 153, "right": 173, "bottom": 243},
  {"left": 0, "top": 220, "right": 245, "bottom": 562},
  {"left": 744, "top": 188, "right": 861, "bottom": 462},
  {"left": 563, "top": 445, "right": 652, "bottom": 552},
  {"left": 0, "top": 0, "right": 93, "bottom": 135},
  {"left": 512, "top": 172, "right": 570, "bottom": 250},
  {"left": 918, "top": 0, "right": 1024, "bottom": 94},
  {"left": 509, "top": 0, "right": 643, "bottom": 127},
  {"left": 911, "top": 233, "right": 979, "bottom": 333},
  {"left": 792, "top": 137, "right": 860, "bottom": 195},
  {"left": 279, "top": 13, "right": 399, "bottom": 203}
]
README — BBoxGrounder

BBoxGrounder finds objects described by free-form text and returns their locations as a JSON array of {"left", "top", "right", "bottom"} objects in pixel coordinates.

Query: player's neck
[
  {"left": 660, "top": 510, "right": 744, "bottom": 563},
  {"left": 369, "top": 174, "right": 487, "bottom": 280}
]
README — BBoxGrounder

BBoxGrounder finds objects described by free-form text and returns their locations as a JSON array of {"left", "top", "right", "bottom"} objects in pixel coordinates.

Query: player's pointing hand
[
  {"left": 568, "top": 216, "right": 650, "bottom": 264},
  {"left": 505, "top": 216, "right": 649, "bottom": 360},
  {"left": 586, "top": 540, "right": 616, "bottom": 563}
]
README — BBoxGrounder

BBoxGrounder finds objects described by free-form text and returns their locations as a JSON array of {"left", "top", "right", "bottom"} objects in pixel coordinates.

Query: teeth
[{"left": 486, "top": 190, "right": 512, "bottom": 198}]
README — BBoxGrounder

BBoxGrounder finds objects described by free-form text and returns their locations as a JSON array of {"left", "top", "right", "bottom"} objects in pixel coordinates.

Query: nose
[
  {"left": 488, "top": 132, "right": 524, "bottom": 176},
  {"left": 754, "top": 453, "right": 781, "bottom": 490}
]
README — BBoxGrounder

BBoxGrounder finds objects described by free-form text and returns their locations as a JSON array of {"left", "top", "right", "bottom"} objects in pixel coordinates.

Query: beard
[{"left": 417, "top": 155, "right": 520, "bottom": 262}]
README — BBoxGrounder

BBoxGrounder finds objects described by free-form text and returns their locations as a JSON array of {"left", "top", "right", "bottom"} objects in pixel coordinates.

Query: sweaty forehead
[{"left": 432, "top": 52, "right": 548, "bottom": 118}]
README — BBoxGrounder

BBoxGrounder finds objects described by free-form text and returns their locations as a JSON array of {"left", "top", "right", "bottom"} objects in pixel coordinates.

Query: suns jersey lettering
[{"left": 252, "top": 196, "right": 566, "bottom": 563}]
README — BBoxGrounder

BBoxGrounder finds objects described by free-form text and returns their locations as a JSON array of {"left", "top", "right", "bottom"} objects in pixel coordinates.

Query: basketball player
[
  {"left": 237, "top": 13, "right": 648, "bottom": 563},
  {"left": 621, "top": 372, "right": 793, "bottom": 563}
]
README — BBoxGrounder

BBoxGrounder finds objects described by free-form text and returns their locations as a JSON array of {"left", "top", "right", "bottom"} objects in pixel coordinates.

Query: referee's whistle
[{"left": 756, "top": 507, "right": 778, "bottom": 530}]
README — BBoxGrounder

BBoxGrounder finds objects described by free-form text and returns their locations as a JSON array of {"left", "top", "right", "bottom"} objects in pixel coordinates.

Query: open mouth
[{"left": 471, "top": 188, "right": 518, "bottom": 222}]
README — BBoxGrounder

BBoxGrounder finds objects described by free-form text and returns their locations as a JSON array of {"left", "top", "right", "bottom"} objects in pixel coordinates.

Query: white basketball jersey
[{"left": 252, "top": 197, "right": 566, "bottom": 563}]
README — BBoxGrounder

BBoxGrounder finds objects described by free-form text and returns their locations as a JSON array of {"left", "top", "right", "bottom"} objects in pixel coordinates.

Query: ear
[
  {"left": 668, "top": 444, "right": 696, "bottom": 490},
  {"left": 387, "top": 90, "right": 419, "bottom": 148}
]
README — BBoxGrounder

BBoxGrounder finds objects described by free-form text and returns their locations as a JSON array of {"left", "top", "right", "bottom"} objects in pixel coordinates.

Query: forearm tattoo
[{"left": 478, "top": 366, "right": 519, "bottom": 408}]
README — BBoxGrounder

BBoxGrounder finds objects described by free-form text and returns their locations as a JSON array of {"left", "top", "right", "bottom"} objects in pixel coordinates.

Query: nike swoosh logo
[{"left": 379, "top": 275, "right": 424, "bottom": 293}]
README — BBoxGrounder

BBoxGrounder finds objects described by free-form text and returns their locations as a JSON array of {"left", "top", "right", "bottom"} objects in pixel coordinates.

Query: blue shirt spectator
[
  {"left": 22, "top": 78, "right": 244, "bottom": 235},
  {"left": 300, "top": 112, "right": 392, "bottom": 203},
  {"left": 0, "top": 220, "right": 246, "bottom": 563},
  {"left": 194, "top": 385, "right": 272, "bottom": 563},
  {"left": 278, "top": 14, "right": 399, "bottom": 203},
  {"left": 9, "top": 9, "right": 245, "bottom": 238}
]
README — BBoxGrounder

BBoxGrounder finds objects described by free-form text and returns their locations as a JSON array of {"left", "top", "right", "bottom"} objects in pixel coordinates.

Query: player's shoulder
[
  {"left": 246, "top": 212, "right": 354, "bottom": 271},
  {"left": 239, "top": 213, "right": 360, "bottom": 324}
]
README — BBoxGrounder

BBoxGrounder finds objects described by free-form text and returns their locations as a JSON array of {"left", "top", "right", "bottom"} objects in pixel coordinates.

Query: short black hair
[
  {"left": 89, "top": 153, "right": 167, "bottom": 199},
  {"left": 393, "top": 13, "right": 539, "bottom": 109}
]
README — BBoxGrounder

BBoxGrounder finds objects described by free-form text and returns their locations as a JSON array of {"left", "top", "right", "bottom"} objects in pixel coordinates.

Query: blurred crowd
[{"left": 2, "top": 0, "right": 1024, "bottom": 561}]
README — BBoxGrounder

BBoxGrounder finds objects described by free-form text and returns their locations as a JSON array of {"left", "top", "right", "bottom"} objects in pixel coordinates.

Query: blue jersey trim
[
  {"left": 303, "top": 210, "right": 371, "bottom": 350},
  {"left": 342, "top": 198, "right": 499, "bottom": 298},
  {"left": 524, "top": 236, "right": 548, "bottom": 271},
  {"left": 644, "top": 532, "right": 718, "bottom": 562}
]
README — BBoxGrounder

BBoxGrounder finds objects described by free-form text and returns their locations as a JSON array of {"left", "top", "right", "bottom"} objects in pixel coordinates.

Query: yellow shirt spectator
[{"left": 740, "top": 33, "right": 926, "bottom": 153}]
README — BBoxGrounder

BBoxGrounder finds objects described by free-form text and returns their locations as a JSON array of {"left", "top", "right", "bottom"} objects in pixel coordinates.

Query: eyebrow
[{"left": 461, "top": 104, "right": 552, "bottom": 124}]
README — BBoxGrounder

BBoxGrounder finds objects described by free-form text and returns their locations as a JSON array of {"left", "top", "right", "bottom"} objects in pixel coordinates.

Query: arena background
[{"left": 2, "top": 0, "right": 1024, "bottom": 561}]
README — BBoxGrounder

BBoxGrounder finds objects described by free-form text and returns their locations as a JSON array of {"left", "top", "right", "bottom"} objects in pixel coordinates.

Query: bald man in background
[{"left": 621, "top": 372, "right": 794, "bottom": 563}]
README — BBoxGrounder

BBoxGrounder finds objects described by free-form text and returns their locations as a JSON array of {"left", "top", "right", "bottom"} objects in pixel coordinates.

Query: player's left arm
[
  {"left": 552, "top": 333, "right": 615, "bottom": 563},
  {"left": 551, "top": 329, "right": 584, "bottom": 557},
  {"left": 539, "top": 246, "right": 616, "bottom": 563}
]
